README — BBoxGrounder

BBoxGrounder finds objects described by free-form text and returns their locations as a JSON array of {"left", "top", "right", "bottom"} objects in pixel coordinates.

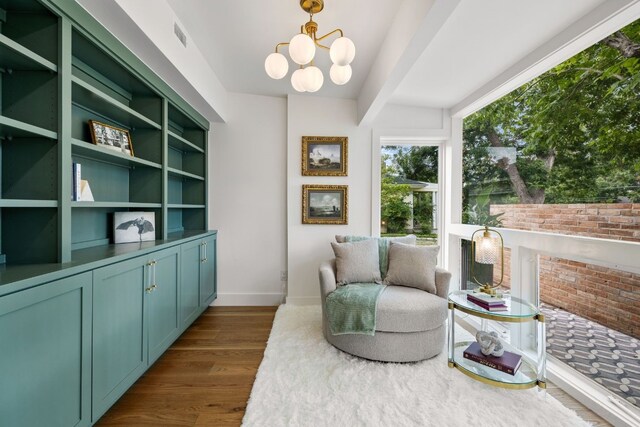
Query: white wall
[
  {"left": 210, "top": 92, "right": 287, "bottom": 305},
  {"left": 78, "top": 0, "right": 226, "bottom": 123},
  {"left": 286, "top": 96, "right": 374, "bottom": 304},
  {"left": 374, "top": 103, "right": 445, "bottom": 130},
  {"left": 285, "top": 97, "right": 446, "bottom": 304}
]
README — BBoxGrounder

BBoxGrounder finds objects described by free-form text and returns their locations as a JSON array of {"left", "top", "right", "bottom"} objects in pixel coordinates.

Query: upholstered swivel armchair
[{"left": 319, "top": 259, "right": 451, "bottom": 362}]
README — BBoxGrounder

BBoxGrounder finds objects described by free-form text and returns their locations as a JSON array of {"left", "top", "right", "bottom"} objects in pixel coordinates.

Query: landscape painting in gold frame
[
  {"left": 301, "top": 136, "right": 347, "bottom": 176},
  {"left": 302, "top": 184, "right": 348, "bottom": 225}
]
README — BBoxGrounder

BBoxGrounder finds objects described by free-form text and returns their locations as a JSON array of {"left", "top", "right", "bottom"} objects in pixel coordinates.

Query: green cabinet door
[
  {"left": 0, "top": 272, "right": 92, "bottom": 427},
  {"left": 148, "top": 247, "right": 180, "bottom": 363},
  {"left": 180, "top": 238, "right": 203, "bottom": 328},
  {"left": 200, "top": 235, "right": 217, "bottom": 306},
  {"left": 92, "top": 256, "right": 148, "bottom": 422}
]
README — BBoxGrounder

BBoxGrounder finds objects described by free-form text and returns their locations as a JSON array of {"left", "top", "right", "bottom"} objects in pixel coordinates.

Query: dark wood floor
[
  {"left": 97, "top": 306, "right": 277, "bottom": 426},
  {"left": 98, "top": 305, "right": 609, "bottom": 426}
]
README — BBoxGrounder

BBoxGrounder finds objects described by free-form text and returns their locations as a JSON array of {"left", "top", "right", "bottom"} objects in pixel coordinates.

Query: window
[
  {"left": 380, "top": 144, "right": 439, "bottom": 246},
  {"left": 462, "top": 18, "right": 640, "bottom": 238},
  {"left": 458, "top": 17, "right": 640, "bottom": 413}
]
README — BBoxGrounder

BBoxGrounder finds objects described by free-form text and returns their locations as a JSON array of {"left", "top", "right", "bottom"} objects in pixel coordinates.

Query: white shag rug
[{"left": 243, "top": 305, "right": 591, "bottom": 427}]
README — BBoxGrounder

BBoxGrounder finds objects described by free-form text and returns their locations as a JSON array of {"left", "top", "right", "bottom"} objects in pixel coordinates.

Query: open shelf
[
  {"left": 168, "top": 103, "right": 206, "bottom": 151},
  {"left": 167, "top": 204, "right": 205, "bottom": 209},
  {"left": 168, "top": 167, "right": 204, "bottom": 181},
  {"left": 71, "top": 205, "right": 162, "bottom": 251},
  {"left": 0, "top": 199, "right": 57, "bottom": 208},
  {"left": 0, "top": 0, "right": 208, "bottom": 267},
  {"left": 452, "top": 341, "right": 539, "bottom": 389},
  {"left": 0, "top": 33, "right": 56, "bottom": 72},
  {"left": 72, "top": 76, "right": 161, "bottom": 130},
  {"left": 0, "top": 116, "right": 57, "bottom": 140},
  {"left": 0, "top": 0, "right": 58, "bottom": 68},
  {"left": 71, "top": 153, "right": 162, "bottom": 205},
  {"left": 1, "top": 207, "right": 58, "bottom": 264},
  {"left": 168, "top": 130, "right": 204, "bottom": 153},
  {"left": 1, "top": 137, "right": 57, "bottom": 201},
  {"left": 72, "top": 202, "right": 162, "bottom": 209},
  {"left": 71, "top": 139, "right": 162, "bottom": 170},
  {"left": 167, "top": 207, "right": 205, "bottom": 234},
  {"left": 168, "top": 174, "right": 205, "bottom": 206}
]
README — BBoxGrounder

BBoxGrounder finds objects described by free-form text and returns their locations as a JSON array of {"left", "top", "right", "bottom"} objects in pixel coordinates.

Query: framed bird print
[
  {"left": 301, "top": 136, "right": 348, "bottom": 176},
  {"left": 114, "top": 211, "right": 156, "bottom": 243}
]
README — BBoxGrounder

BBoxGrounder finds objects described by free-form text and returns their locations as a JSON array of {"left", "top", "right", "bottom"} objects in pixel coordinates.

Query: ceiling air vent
[{"left": 174, "top": 22, "right": 187, "bottom": 48}]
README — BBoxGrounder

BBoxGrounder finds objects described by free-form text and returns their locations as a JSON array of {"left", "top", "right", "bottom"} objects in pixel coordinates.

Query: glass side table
[{"left": 447, "top": 290, "right": 546, "bottom": 390}]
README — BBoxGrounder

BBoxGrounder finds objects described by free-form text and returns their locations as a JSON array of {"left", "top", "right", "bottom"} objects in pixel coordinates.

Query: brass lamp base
[
  {"left": 300, "top": 0, "right": 324, "bottom": 14},
  {"left": 478, "top": 284, "right": 498, "bottom": 295}
]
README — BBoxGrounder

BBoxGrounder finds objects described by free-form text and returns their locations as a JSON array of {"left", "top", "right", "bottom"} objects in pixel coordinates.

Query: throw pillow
[
  {"left": 334, "top": 234, "right": 416, "bottom": 278},
  {"left": 331, "top": 239, "right": 382, "bottom": 286},
  {"left": 384, "top": 242, "right": 440, "bottom": 294}
]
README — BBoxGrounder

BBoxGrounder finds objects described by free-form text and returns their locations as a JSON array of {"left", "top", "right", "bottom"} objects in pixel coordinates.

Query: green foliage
[
  {"left": 412, "top": 193, "right": 433, "bottom": 234},
  {"left": 462, "top": 184, "right": 504, "bottom": 227},
  {"left": 463, "top": 19, "right": 640, "bottom": 210},
  {"left": 388, "top": 146, "right": 439, "bottom": 183},
  {"left": 380, "top": 154, "right": 412, "bottom": 233}
]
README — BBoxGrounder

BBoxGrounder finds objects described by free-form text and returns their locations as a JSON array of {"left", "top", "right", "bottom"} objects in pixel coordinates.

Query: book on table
[
  {"left": 463, "top": 342, "right": 522, "bottom": 375},
  {"left": 466, "top": 293, "right": 508, "bottom": 311},
  {"left": 467, "top": 293, "right": 505, "bottom": 305},
  {"left": 475, "top": 303, "right": 508, "bottom": 312}
]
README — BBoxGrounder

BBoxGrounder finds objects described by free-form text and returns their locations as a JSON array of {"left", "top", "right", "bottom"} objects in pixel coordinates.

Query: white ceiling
[
  {"left": 165, "top": 0, "right": 610, "bottom": 109},
  {"left": 391, "top": 0, "right": 606, "bottom": 108},
  {"left": 166, "top": 0, "right": 403, "bottom": 99}
]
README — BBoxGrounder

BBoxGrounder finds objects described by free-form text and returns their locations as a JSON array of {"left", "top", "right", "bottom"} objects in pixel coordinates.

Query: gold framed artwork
[
  {"left": 89, "top": 120, "right": 134, "bottom": 157},
  {"left": 302, "top": 184, "right": 348, "bottom": 225},
  {"left": 301, "top": 136, "right": 348, "bottom": 176}
]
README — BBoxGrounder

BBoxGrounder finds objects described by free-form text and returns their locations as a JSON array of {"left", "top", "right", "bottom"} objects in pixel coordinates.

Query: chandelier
[{"left": 264, "top": 0, "right": 355, "bottom": 92}]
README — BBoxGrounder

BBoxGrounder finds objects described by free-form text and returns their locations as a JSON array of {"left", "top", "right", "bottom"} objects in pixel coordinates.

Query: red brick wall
[{"left": 489, "top": 203, "right": 640, "bottom": 339}]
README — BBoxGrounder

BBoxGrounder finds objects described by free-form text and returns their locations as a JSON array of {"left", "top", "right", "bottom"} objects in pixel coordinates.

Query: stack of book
[
  {"left": 466, "top": 292, "right": 508, "bottom": 311},
  {"left": 463, "top": 342, "right": 522, "bottom": 375}
]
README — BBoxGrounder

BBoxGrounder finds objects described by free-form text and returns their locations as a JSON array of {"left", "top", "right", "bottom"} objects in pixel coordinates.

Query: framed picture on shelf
[
  {"left": 301, "top": 136, "right": 347, "bottom": 176},
  {"left": 114, "top": 211, "right": 155, "bottom": 243},
  {"left": 89, "top": 120, "right": 134, "bottom": 157},
  {"left": 302, "top": 184, "right": 348, "bottom": 225}
]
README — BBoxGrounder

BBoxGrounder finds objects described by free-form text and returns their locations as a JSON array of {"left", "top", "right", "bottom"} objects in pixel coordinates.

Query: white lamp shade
[
  {"left": 329, "top": 64, "right": 352, "bottom": 85},
  {"left": 291, "top": 68, "right": 307, "bottom": 92},
  {"left": 329, "top": 37, "right": 355, "bottom": 66},
  {"left": 473, "top": 233, "right": 500, "bottom": 265},
  {"left": 303, "top": 66, "right": 323, "bottom": 92},
  {"left": 264, "top": 53, "right": 289, "bottom": 79},
  {"left": 289, "top": 34, "right": 315, "bottom": 65}
]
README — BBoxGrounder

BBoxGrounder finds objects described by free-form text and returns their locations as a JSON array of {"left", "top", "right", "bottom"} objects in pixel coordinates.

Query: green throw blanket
[{"left": 325, "top": 283, "right": 386, "bottom": 336}]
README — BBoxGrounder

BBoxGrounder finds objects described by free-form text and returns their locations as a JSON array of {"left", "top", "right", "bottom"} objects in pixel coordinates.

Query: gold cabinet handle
[{"left": 146, "top": 260, "right": 158, "bottom": 293}]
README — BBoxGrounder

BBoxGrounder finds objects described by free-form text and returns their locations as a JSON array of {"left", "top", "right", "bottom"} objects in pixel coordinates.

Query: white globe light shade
[
  {"left": 303, "top": 66, "right": 324, "bottom": 92},
  {"left": 291, "top": 68, "right": 307, "bottom": 92},
  {"left": 289, "top": 34, "right": 315, "bottom": 65},
  {"left": 264, "top": 53, "right": 288, "bottom": 79},
  {"left": 329, "top": 64, "right": 352, "bottom": 85},
  {"left": 329, "top": 37, "right": 355, "bottom": 66}
]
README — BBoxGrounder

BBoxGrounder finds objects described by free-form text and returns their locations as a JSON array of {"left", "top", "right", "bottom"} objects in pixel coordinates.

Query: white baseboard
[
  {"left": 212, "top": 293, "right": 284, "bottom": 306},
  {"left": 285, "top": 296, "right": 321, "bottom": 305}
]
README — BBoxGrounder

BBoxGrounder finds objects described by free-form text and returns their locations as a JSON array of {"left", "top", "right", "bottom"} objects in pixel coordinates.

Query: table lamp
[{"left": 471, "top": 225, "right": 504, "bottom": 295}]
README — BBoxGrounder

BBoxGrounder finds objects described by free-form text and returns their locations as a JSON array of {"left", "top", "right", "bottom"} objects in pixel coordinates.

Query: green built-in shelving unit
[
  {"left": 0, "top": 3, "right": 216, "bottom": 425},
  {"left": 0, "top": 0, "right": 210, "bottom": 266}
]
